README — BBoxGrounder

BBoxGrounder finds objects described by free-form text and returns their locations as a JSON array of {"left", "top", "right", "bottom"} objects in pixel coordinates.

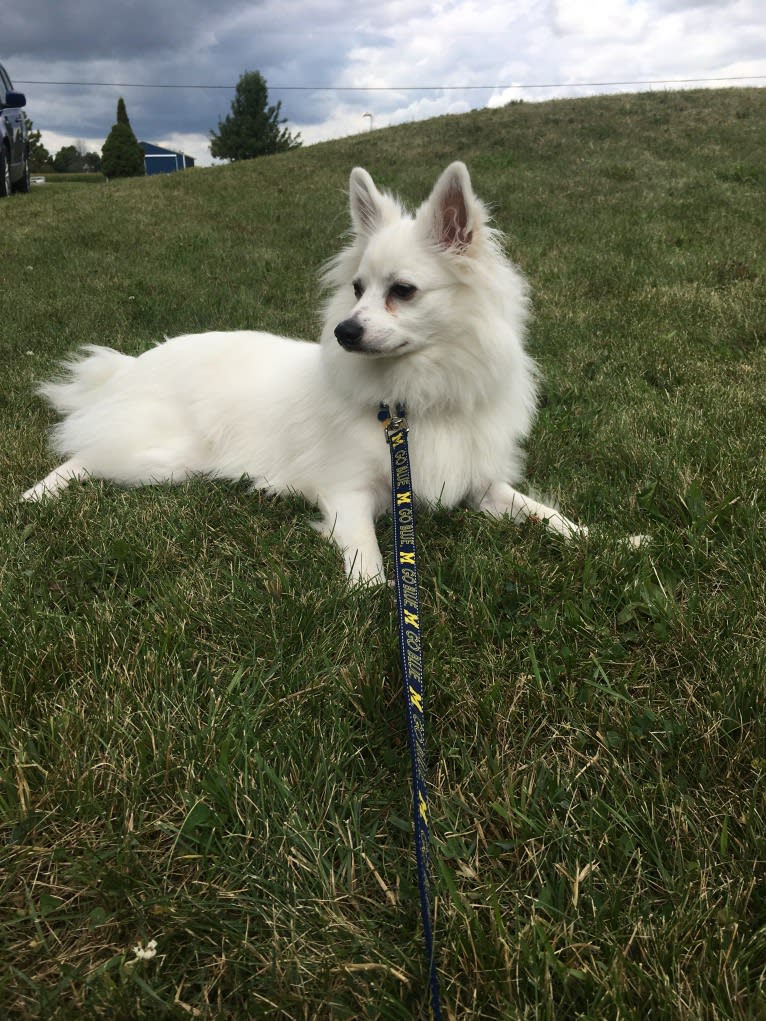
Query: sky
[{"left": 4, "top": 0, "right": 765, "bottom": 167}]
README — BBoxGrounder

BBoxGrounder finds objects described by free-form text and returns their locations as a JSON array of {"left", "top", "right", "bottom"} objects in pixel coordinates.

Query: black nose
[{"left": 334, "top": 318, "right": 364, "bottom": 350}]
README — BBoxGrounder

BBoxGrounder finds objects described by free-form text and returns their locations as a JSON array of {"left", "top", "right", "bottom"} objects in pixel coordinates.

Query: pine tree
[
  {"left": 210, "top": 71, "right": 301, "bottom": 161},
  {"left": 101, "top": 98, "right": 145, "bottom": 179}
]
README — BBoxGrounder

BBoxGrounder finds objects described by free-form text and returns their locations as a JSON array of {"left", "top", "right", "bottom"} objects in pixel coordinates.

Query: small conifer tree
[
  {"left": 210, "top": 71, "right": 301, "bottom": 161},
  {"left": 101, "top": 98, "right": 145, "bottom": 179}
]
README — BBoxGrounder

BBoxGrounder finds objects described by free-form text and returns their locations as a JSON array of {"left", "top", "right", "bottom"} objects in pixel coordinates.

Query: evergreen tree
[
  {"left": 210, "top": 71, "right": 301, "bottom": 161},
  {"left": 101, "top": 98, "right": 145, "bottom": 179}
]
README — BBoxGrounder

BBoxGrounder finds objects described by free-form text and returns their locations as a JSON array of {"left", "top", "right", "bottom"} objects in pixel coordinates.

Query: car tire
[
  {"left": 14, "top": 152, "right": 31, "bottom": 193},
  {"left": 0, "top": 147, "right": 11, "bottom": 198}
]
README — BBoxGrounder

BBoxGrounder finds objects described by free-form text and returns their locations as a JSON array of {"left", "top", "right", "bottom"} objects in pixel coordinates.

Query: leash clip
[{"left": 378, "top": 402, "right": 408, "bottom": 445}]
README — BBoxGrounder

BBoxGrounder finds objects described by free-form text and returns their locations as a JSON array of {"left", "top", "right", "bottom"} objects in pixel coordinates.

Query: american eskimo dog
[{"left": 23, "top": 162, "right": 591, "bottom": 584}]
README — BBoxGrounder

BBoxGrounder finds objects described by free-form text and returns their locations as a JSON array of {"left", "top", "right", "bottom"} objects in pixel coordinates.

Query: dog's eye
[
  {"left": 389, "top": 283, "right": 417, "bottom": 301},
  {"left": 353, "top": 279, "right": 364, "bottom": 300}
]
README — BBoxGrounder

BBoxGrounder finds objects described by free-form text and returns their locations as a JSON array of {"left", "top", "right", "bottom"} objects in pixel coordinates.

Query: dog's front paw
[
  {"left": 21, "top": 481, "right": 49, "bottom": 502},
  {"left": 347, "top": 563, "right": 388, "bottom": 589},
  {"left": 626, "top": 533, "right": 650, "bottom": 549}
]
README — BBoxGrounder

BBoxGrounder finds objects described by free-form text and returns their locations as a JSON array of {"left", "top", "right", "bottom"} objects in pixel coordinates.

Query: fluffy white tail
[{"left": 38, "top": 346, "right": 132, "bottom": 414}]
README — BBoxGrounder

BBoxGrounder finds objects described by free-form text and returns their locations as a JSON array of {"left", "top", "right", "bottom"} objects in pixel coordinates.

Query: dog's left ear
[
  {"left": 417, "top": 161, "right": 483, "bottom": 253},
  {"left": 348, "top": 167, "right": 400, "bottom": 237}
]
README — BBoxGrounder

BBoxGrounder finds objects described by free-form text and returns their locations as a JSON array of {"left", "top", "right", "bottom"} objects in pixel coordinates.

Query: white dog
[{"left": 24, "top": 162, "right": 589, "bottom": 584}]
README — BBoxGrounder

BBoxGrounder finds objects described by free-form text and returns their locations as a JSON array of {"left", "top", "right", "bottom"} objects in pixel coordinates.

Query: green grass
[{"left": 1, "top": 88, "right": 765, "bottom": 1019}]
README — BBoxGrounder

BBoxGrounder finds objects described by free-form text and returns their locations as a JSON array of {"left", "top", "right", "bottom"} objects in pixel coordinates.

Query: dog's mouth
[
  {"left": 334, "top": 320, "right": 407, "bottom": 356},
  {"left": 338, "top": 338, "right": 408, "bottom": 357}
]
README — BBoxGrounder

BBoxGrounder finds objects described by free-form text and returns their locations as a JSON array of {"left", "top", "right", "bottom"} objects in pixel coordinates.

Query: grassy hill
[{"left": 1, "top": 88, "right": 765, "bottom": 1019}]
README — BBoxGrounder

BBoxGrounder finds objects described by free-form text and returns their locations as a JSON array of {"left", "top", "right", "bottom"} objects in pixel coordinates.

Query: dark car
[{"left": 1, "top": 63, "right": 30, "bottom": 197}]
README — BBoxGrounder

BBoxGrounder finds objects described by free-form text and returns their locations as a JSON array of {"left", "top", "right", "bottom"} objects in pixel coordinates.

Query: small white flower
[{"left": 130, "top": 938, "right": 158, "bottom": 961}]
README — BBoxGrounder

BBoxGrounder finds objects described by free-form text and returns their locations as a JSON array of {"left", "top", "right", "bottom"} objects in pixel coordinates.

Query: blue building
[{"left": 139, "top": 141, "right": 195, "bottom": 176}]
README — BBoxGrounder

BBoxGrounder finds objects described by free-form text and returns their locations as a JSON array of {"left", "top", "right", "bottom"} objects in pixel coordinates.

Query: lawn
[{"left": 1, "top": 87, "right": 765, "bottom": 1019}]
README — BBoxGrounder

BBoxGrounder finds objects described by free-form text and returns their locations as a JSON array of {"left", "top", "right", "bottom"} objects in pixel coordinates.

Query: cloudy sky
[{"left": 5, "top": 0, "right": 765, "bottom": 166}]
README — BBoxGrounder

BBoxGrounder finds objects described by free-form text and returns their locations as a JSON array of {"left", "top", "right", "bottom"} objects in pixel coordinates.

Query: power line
[{"left": 15, "top": 74, "right": 766, "bottom": 92}]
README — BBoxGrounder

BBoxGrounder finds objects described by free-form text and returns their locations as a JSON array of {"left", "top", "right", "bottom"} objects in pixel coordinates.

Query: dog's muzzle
[{"left": 334, "top": 318, "right": 365, "bottom": 351}]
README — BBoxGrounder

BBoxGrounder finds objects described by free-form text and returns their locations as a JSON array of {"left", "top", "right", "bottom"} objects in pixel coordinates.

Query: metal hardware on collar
[
  {"left": 379, "top": 402, "right": 443, "bottom": 1021},
  {"left": 378, "top": 401, "right": 408, "bottom": 443}
]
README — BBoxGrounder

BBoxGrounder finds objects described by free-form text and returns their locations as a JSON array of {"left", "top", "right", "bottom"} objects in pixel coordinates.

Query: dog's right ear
[
  {"left": 348, "top": 168, "right": 397, "bottom": 237},
  {"left": 417, "top": 161, "right": 484, "bottom": 254}
]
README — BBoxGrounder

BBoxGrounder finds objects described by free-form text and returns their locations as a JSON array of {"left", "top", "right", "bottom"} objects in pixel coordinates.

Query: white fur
[{"left": 23, "top": 162, "right": 589, "bottom": 584}]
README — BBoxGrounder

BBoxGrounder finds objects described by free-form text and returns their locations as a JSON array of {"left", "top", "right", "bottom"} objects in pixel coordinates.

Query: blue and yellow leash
[{"left": 378, "top": 402, "right": 442, "bottom": 1021}]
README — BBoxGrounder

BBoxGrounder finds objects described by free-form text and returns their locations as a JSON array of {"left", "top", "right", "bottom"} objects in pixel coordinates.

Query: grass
[{"left": 1, "top": 87, "right": 765, "bottom": 1019}]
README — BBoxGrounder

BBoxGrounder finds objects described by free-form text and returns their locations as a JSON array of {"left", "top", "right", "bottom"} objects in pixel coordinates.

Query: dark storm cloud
[{"left": 4, "top": 0, "right": 244, "bottom": 61}]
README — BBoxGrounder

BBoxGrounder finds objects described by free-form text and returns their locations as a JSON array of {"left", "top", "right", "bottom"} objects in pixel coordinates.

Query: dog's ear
[
  {"left": 348, "top": 168, "right": 398, "bottom": 237},
  {"left": 418, "top": 162, "right": 482, "bottom": 253}
]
